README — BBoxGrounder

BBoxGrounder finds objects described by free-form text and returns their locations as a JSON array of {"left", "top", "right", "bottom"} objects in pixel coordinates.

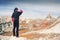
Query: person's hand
[
  {"left": 12, "top": 17, "right": 14, "bottom": 22},
  {"left": 19, "top": 9, "right": 23, "bottom": 13}
]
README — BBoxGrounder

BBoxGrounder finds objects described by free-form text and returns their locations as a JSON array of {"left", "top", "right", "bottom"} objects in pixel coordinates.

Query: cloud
[
  {"left": 0, "top": 1, "right": 60, "bottom": 19},
  {"left": 19, "top": 3, "right": 60, "bottom": 19}
]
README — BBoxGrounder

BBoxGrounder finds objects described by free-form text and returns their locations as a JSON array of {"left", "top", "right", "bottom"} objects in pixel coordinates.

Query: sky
[{"left": 0, "top": 0, "right": 60, "bottom": 19}]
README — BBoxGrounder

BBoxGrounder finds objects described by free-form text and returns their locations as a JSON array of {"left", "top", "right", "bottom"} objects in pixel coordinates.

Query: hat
[
  {"left": 14, "top": 8, "right": 18, "bottom": 10},
  {"left": 14, "top": 8, "right": 18, "bottom": 12}
]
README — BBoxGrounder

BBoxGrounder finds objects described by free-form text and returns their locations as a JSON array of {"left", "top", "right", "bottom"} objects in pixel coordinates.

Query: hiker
[{"left": 12, "top": 8, "right": 23, "bottom": 37}]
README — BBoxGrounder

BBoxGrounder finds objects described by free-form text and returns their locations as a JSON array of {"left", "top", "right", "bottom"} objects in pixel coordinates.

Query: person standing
[{"left": 12, "top": 8, "right": 23, "bottom": 37}]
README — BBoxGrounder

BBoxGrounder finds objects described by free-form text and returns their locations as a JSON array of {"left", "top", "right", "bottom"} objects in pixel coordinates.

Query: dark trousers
[{"left": 13, "top": 20, "right": 19, "bottom": 37}]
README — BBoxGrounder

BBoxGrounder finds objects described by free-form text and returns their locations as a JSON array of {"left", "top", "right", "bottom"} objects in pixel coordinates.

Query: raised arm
[{"left": 18, "top": 9, "right": 23, "bottom": 16}]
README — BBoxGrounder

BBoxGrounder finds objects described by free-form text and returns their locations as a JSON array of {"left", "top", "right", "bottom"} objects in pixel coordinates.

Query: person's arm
[
  {"left": 11, "top": 13, "right": 15, "bottom": 22},
  {"left": 18, "top": 9, "right": 23, "bottom": 16},
  {"left": 12, "top": 17, "right": 14, "bottom": 22},
  {"left": 20, "top": 9, "right": 23, "bottom": 13}
]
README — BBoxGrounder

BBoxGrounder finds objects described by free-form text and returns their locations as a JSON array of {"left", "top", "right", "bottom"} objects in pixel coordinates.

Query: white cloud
[{"left": 0, "top": 3, "right": 60, "bottom": 19}]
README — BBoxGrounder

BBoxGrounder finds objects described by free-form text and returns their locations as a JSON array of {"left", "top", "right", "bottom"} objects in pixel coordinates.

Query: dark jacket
[{"left": 12, "top": 11, "right": 22, "bottom": 21}]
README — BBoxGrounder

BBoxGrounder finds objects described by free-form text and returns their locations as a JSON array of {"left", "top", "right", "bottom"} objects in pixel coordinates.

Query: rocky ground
[
  {"left": 0, "top": 20, "right": 60, "bottom": 40},
  {"left": 0, "top": 33, "right": 60, "bottom": 40}
]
